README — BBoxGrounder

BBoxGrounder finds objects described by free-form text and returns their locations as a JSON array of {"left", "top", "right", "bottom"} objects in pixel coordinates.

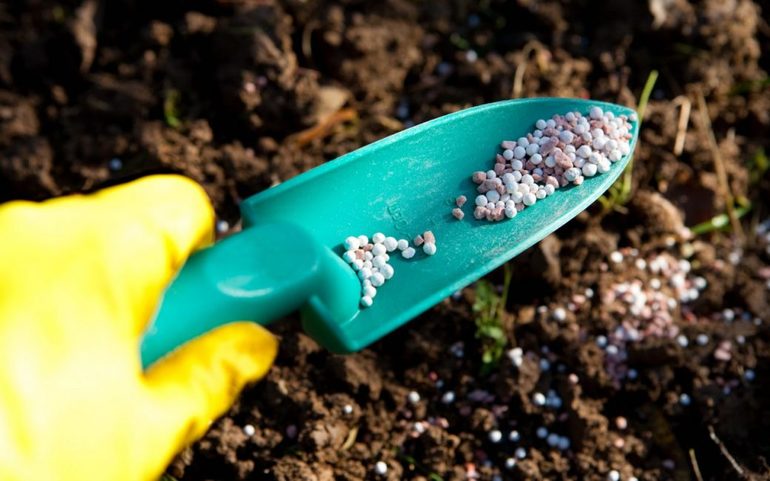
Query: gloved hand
[{"left": 0, "top": 175, "right": 277, "bottom": 481}]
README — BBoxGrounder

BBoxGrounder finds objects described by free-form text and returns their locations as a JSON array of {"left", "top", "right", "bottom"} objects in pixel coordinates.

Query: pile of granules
[
  {"left": 452, "top": 106, "right": 636, "bottom": 221},
  {"left": 342, "top": 231, "right": 437, "bottom": 308},
  {"left": 599, "top": 250, "right": 707, "bottom": 386}
]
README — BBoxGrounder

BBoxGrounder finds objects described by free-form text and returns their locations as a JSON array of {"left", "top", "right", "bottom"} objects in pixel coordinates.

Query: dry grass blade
[
  {"left": 671, "top": 95, "right": 691, "bottom": 156},
  {"left": 302, "top": 20, "right": 318, "bottom": 60},
  {"left": 511, "top": 42, "right": 538, "bottom": 99},
  {"left": 708, "top": 425, "right": 748, "bottom": 479},
  {"left": 689, "top": 449, "right": 704, "bottom": 481},
  {"left": 340, "top": 425, "right": 359, "bottom": 451},
  {"left": 695, "top": 90, "right": 745, "bottom": 241}
]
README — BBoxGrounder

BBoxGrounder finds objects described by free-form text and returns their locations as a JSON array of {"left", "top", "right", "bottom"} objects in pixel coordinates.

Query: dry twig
[{"left": 291, "top": 108, "right": 359, "bottom": 147}]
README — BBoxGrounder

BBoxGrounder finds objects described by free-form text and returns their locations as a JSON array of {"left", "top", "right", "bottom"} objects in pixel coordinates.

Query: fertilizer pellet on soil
[
  {"left": 373, "top": 461, "right": 388, "bottom": 476},
  {"left": 453, "top": 108, "right": 635, "bottom": 221}
]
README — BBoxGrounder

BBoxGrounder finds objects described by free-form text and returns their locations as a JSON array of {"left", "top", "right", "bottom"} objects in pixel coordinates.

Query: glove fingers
[
  {"left": 0, "top": 175, "right": 214, "bottom": 340},
  {"left": 142, "top": 322, "right": 277, "bottom": 460},
  {"left": 87, "top": 175, "right": 216, "bottom": 336}
]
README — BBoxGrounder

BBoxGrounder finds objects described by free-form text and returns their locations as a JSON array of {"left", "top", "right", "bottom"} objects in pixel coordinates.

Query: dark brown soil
[{"left": 2, "top": 1, "right": 770, "bottom": 480}]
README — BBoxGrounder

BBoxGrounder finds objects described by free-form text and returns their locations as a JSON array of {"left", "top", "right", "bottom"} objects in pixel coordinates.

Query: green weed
[
  {"left": 690, "top": 202, "right": 752, "bottom": 236},
  {"left": 730, "top": 77, "right": 770, "bottom": 96},
  {"left": 599, "top": 70, "right": 659, "bottom": 213},
  {"left": 472, "top": 264, "right": 512, "bottom": 370},
  {"left": 163, "top": 89, "right": 182, "bottom": 129},
  {"left": 398, "top": 452, "right": 446, "bottom": 481},
  {"left": 449, "top": 32, "right": 471, "bottom": 50},
  {"left": 748, "top": 147, "right": 768, "bottom": 185}
]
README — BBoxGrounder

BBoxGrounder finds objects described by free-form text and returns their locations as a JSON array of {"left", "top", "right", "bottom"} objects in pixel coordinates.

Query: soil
[{"left": 2, "top": 0, "right": 770, "bottom": 480}]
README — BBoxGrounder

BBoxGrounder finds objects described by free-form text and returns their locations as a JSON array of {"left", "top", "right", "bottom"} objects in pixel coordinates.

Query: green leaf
[
  {"left": 749, "top": 147, "right": 768, "bottom": 184},
  {"left": 163, "top": 89, "right": 182, "bottom": 129}
]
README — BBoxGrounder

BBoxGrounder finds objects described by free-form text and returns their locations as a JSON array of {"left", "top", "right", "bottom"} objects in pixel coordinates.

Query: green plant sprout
[
  {"left": 599, "top": 70, "right": 659, "bottom": 212},
  {"left": 690, "top": 202, "right": 752, "bottom": 236},
  {"left": 730, "top": 77, "right": 770, "bottom": 96},
  {"left": 748, "top": 147, "right": 768, "bottom": 185},
  {"left": 472, "top": 263, "right": 512, "bottom": 371},
  {"left": 398, "top": 452, "right": 446, "bottom": 481},
  {"left": 164, "top": 89, "right": 182, "bottom": 129}
]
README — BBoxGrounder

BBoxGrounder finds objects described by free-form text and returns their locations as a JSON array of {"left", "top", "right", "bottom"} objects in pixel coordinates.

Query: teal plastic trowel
[{"left": 140, "top": 98, "right": 639, "bottom": 368}]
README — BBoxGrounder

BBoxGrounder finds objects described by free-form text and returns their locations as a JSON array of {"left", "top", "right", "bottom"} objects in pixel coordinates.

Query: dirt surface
[{"left": 2, "top": 1, "right": 770, "bottom": 480}]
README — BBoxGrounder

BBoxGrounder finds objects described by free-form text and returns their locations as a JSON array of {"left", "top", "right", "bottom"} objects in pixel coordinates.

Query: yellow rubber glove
[{"left": 0, "top": 175, "right": 278, "bottom": 481}]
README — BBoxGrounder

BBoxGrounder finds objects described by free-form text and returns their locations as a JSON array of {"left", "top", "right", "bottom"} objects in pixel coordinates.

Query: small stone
[
  {"left": 407, "top": 391, "right": 420, "bottom": 405},
  {"left": 488, "top": 430, "right": 502, "bottom": 443},
  {"left": 243, "top": 424, "right": 256, "bottom": 436}
]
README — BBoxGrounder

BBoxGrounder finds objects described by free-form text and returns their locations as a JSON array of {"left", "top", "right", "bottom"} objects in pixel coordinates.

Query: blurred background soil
[{"left": 1, "top": 1, "right": 769, "bottom": 480}]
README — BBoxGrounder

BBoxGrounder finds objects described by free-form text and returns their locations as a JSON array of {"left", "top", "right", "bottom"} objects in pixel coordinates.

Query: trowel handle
[{"left": 140, "top": 222, "right": 340, "bottom": 369}]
